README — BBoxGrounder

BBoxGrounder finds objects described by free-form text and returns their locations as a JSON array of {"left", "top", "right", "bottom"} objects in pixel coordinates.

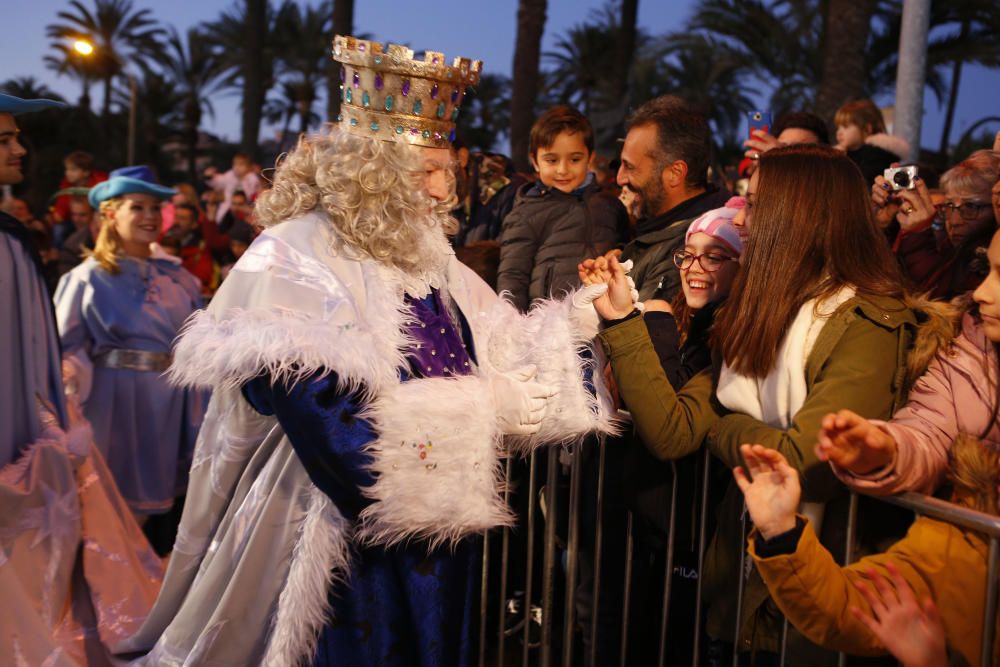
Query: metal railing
[{"left": 475, "top": 434, "right": 1000, "bottom": 667}]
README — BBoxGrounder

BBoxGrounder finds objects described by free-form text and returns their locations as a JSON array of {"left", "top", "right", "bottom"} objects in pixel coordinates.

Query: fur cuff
[
  {"left": 357, "top": 375, "right": 512, "bottom": 548},
  {"left": 481, "top": 292, "right": 621, "bottom": 452}
]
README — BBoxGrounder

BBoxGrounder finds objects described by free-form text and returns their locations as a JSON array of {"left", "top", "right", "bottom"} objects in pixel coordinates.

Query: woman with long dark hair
[{"left": 588, "top": 144, "right": 920, "bottom": 661}]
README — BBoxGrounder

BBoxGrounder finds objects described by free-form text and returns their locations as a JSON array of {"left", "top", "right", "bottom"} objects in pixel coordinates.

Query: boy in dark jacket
[{"left": 497, "top": 106, "right": 628, "bottom": 311}]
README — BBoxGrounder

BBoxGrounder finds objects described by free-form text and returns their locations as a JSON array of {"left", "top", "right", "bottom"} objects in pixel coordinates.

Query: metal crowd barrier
[{"left": 476, "top": 434, "right": 1000, "bottom": 667}]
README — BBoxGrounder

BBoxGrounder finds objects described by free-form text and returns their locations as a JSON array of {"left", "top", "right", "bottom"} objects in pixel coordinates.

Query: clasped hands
[
  {"left": 490, "top": 365, "right": 559, "bottom": 436},
  {"left": 577, "top": 250, "right": 642, "bottom": 321}
]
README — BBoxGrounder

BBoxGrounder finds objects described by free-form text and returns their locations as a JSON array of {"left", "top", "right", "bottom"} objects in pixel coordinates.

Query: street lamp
[{"left": 70, "top": 38, "right": 137, "bottom": 165}]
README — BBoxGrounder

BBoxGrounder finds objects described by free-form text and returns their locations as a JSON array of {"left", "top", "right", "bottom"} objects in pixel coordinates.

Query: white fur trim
[
  {"left": 475, "top": 290, "right": 621, "bottom": 452},
  {"left": 262, "top": 487, "right": 351, "bottom": 667},
  {"left": 865, "top": 133, "right": 910, "bottom": 160},
  {"left": 357, "top": 375, "right": 513, "bottom": 548},
  {"left": 168, "top": 307, "right": 404, "bottom": 399}
]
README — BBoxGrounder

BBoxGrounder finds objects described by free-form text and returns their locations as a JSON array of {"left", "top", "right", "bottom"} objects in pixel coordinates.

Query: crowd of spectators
[{"left": 5, "top": 93, "right": 999, "bottom": 666}]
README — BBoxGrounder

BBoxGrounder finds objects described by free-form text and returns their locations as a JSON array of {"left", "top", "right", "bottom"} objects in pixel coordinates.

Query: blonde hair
[
  {"left": 88, "top": 198, "right": 126, "bottom": 274},
  {"left": 254, "top": 126, "right": 458, "bottom": 275}
]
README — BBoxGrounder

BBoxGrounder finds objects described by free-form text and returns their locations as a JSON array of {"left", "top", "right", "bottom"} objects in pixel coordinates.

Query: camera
[{"left": 884, "top": 165, "right": 918, "bottom": 191}]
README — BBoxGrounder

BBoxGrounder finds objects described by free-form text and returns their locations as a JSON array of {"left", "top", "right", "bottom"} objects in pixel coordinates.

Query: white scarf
[
  {"left": 717, "top": 286, "right": 856, "bottom": 535},
  {"left": 717, "top": 286, "right": 856, "bottom": 428}
]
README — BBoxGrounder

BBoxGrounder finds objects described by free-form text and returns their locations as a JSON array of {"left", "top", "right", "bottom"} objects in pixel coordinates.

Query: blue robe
[
  {"left": 243, "top": 289, "right": 479, "bottom": 667},
  {"left": 54, "top": 256, "right": 207, "bottom": 514},
  {"left": 0, "top": 212, "right": 67, "bottom": 465}
]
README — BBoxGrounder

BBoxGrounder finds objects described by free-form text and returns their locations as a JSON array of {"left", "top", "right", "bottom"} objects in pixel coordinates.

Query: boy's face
[
  {"left": 531, "top": 131, "right": 590, "bottom": 194},
  {"left": 65, "top": 162, "right": 89, "bottom": 185},
  {"left": 232, "top": 157, "right": 251, "bottom": 178}
]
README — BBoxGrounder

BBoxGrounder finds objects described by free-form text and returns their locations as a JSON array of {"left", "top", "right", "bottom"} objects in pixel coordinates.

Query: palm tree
[
  {"left": 543, "top": 3, "right": 651, "bottom": 152},
  {"left": 455, "top": 73, "right": 512, "bottom": 151},
  {"left": 327, "top": 0, "right": 355, "bottom": 121},
  {"left": 273, "top": 2, "right": 332, "bottom": 136},
  {"left": 510, "top": 0, "right": 548, "bottom": 172},
  {"left": 265, "top": 81, "right": 322, "bottom": 152},
  {"left": 813, "top": 0, "right": 876, "bottom": 124},
  {"left": 45, "top": 0, "right": 164, "bottom": 117},
  {"left": 204, "top": 0, "right": 279, "bottom": 159},
  {"left": 0, "top": 77, "right": 66, "bottom": 103},
  {"left": 112, "top": 70, "right": 184, "bottom": 170},
  {"left": 656, "top": 34, "right": 758, "bottom": 148},
  {"left": 156, "top": 27, "right": 228, "bottom": 180}
]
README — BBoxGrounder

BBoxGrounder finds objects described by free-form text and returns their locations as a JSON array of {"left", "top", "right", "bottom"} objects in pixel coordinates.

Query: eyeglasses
[
  {"left": 672, "top": 250, "right": 735, "bottom": 272},
  {"left": 940, "top": 201, "right": 992, "bottom": 221}
]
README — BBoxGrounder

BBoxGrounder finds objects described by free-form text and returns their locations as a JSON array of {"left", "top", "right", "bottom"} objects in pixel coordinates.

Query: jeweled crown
[{"left": 332, "top": 34, "right": 482, "bottom": 148}]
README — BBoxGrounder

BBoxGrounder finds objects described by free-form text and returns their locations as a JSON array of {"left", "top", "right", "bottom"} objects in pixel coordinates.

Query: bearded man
[{"left": 119, "top": 37, "right": 617, "bottom": 666}]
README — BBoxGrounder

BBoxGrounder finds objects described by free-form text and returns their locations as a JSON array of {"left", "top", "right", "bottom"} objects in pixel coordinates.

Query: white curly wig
[{"left": 255, "top": 125, "right": 458, "bottom": 275}]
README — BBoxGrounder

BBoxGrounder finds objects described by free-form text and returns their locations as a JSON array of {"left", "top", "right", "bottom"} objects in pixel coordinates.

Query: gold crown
[{"left": 332, "top": 34, "right": 482, "bottom": 148}]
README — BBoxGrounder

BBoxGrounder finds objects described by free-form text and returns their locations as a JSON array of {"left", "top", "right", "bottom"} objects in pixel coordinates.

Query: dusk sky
[{"left": 4, "top": 0, "right": 999, "bottom": 152}]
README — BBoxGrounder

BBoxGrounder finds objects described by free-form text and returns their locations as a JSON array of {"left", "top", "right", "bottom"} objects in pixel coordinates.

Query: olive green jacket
[{"left": 597, "top": 295, "right": 918, "bottom": 658}]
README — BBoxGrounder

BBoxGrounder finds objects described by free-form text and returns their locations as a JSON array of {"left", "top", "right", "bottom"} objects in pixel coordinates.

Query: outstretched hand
[
  {"left": 815, "top": 409, "right": 897, "bottom": 476},
  {"left": 850, "top": 564, "right": 948, "bottom": 667},
  {"left": 733, "top": 444, "right": 800, "bottom": 540}
]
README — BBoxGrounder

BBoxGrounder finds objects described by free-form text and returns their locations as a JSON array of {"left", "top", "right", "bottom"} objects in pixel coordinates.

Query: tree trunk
[
  {"left": 510, "top": 0, "right": 548, "bottom": 173},
  {"left": 607, "top": 0, "right": 638, "bottom": 139},
  {"left": 327, "top": 0, "right": 355, "bottom": 121},
  {"left": 813, "top": 0, "right": 876, "bottom": 128},
  {"left": 101, "top": 75, "right": 113, "bottom": 118},
  {"left": 938, "top": 20, "right": 970, "bottom": 160},
  {"left": 241, "top": 0, "right": 267, "bottom": 159}
]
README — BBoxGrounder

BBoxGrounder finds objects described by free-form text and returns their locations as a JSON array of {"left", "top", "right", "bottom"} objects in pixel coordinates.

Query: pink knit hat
[{"left": 684, "top": 196, "right": 746, "bottom": 256}]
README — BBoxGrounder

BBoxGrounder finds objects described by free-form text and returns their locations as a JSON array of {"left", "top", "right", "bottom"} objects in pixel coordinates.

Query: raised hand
[
  {"left": 592, "top": 255, "right": 639, "bottom": 321},
  {"left": 815, "top": 409, "right": 897, "bottom": 475},
  {"left": 850, "top": 564, "right": 948, "bottom": 667},
  {"left": 733, "top": 444, "right": 800, "bottom": 540}
]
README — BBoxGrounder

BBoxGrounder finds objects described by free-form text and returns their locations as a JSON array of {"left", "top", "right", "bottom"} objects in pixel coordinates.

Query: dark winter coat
[
  {"left": 496, "top": 178, "right": 629, "bottom": 312},
  {"left": 620, "top": 187, "right": 732, "bottom": 302}
]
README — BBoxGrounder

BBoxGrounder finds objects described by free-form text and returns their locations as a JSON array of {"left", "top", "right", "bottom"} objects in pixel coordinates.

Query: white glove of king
[
  {"left": 569, "top": 283, "right": 609, "bottom": 339},
  {"left": 490, "top": 365, "right": 560, "bottom": 435}
]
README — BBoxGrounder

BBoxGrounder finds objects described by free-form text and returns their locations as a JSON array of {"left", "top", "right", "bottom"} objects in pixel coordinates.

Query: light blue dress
[{"left": 54, "top": 256, "right": 207, "bottom": 514}]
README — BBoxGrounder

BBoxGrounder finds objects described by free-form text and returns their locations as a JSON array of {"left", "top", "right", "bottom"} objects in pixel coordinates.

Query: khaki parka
[{"left": 597, "top": 294, "right": 918, "bottom": 659}]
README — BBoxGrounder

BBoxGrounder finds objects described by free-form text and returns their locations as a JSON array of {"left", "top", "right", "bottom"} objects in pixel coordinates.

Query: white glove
[
  {"left": 569, "top": 283, "right": 608, "bottom": 339},
  {"left": 620, "top": 259, "right": 644, "bottom": 312},
  {"left": 490, "top": 365, "right": 559, "bottom": 436}
]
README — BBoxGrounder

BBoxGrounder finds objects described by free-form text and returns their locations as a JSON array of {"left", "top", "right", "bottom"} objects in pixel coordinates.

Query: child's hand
[
  {"left": 733, "top": 444, "right": 800, "bottom": 540},
  {"left": 850, "top": 564, "right": 948, "bottom": 667},
  {"left": 815, "top": 409, "right": 897, "bottom": 476}
]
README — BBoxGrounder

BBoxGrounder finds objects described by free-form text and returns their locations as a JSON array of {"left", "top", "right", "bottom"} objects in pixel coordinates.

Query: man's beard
[{"left": 635, "top": 177, "right": 666, "bottom": 220}]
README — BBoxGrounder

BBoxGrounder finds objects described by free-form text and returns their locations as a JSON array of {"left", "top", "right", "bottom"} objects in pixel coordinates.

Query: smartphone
[{"left": 747, "top": 110, "right": 772, "bottom": 140}]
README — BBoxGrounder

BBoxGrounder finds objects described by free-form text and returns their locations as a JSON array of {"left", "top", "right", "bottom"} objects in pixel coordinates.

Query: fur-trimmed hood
[{"left": 901, "top": 294, "right": 962, "bottom": 394}]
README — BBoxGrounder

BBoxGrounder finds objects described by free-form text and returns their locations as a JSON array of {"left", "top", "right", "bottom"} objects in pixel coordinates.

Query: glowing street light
[
  {"left": 72, "top": 39, "right": 94, "bottom": 56},
  {"left": 69, "top": 37, "right": 137, "bottom": 165}
]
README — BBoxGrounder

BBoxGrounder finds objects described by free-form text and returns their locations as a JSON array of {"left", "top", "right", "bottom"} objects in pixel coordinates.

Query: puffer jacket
[
  {"left": 496, "top": 178, "right": 628, "bottom": 312},
  {"left": 751, "top": 514, "right": 996, "bottom": 667},
  {"left": 834, "top": 311, "right": 1000, "bottom": 494},
  {"left": 598, "top": 293, "right": 920, "bottom": 659}
]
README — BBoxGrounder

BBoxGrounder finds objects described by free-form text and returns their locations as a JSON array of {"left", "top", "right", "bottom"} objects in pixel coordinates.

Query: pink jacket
[{"left": 834, "top": 313, "right": 999, "bottom": 494}]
